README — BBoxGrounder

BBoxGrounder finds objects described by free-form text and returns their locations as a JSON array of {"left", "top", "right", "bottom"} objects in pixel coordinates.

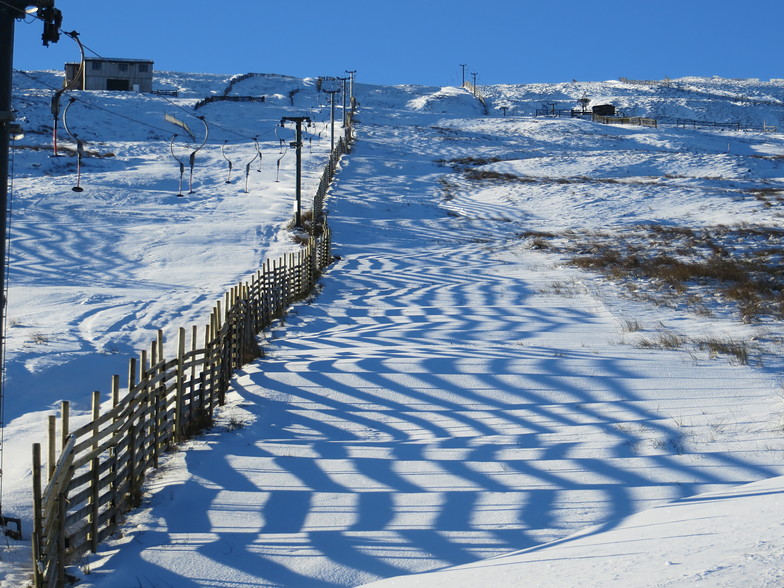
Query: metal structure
[
  {"left": 280, "top": 116, "right": 311, "bottom": 228},
  {"left": 321, "top": 77, "right": 341, "bottom": 153},
  {"left": 62, "top": 97, "right": 85, "bottom": 191},
  {"left": 339, "top": 77, "right": 349, "bottom": 128},
  {"left": 0, "top": 0, "right": 62, "bottom": 540},
  {"left": 345, "top": 70, "right": 356, "bottom": 106},
  {"left": 51, "top": 31, "right": 84, "bottom": 157},
  {"left": 168, "top": 116, "right": 209, "bottom": 196}
]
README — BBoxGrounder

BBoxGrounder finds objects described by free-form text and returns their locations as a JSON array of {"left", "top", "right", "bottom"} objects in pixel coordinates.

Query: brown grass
[{"left": 523, "top": 223, "right": 784, "bottom": 323}]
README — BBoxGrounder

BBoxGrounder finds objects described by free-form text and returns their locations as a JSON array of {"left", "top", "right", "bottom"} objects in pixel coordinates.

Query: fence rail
[
  {"left": 673, "top": 118, "right": 777, "bottom": 132},
  {"left": 592, "top": 114, "right": 658, "bottom": 128},
  {"left": 30, "top": 95, "right": 355, "bottom": 588}
]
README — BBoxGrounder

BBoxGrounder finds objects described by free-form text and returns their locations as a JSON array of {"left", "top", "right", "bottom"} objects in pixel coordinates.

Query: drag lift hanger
[
  {"left": 275, "top": 142, "right": 289, "bottom": 183},
  {"left": 254, "top": 137, "right": 263, "bottom": 172},
  {"left": 221, "top": 140, "right": 233, "bottom": 184},
  {"left": 51, "top": 30, "right": 84, "bottom": 157},
  {"left": 167, "top": 115, "right": 208, "bottom": 196},
  {"left": 62, "top": 97, "right": 85, "bottom": 192},
  {"left": 244, "top": 138, "right": 261, "bottom": 193}
]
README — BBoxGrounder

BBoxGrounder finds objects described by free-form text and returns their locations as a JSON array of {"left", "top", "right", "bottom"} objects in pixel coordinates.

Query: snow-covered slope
[{"left": 4, "top": 74, "right": 784, "bottom": 586}]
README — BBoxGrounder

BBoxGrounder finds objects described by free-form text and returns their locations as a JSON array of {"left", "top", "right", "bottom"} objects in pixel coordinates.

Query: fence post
[
  {"left": 57, "top": 489, "right": 66, "bottom": 586},
  {"left": 47, "top": 415, "right": 56, "bottom": 482},
  {"left": 175, "top": 327, "right": 185, "bottom": 442},
  {"left": 90, "top": 390, "right": 100, "bottom": 552},
  {"left": 31, "top": 443, "right": 42, "bottom": 588},
  {"left": 112, "top": 373, "right": 120, "bottom": 410},
  {"left": 61, "top": 400, "right": 69, "bottom": 451},
  {"left": 190, "top": 324, "right": 197, "bottom": 421}
]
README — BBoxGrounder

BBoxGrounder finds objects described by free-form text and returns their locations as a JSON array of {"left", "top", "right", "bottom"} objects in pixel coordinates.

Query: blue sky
[{"left": 11, "top": 0, "right": 784, "bottom": 86}]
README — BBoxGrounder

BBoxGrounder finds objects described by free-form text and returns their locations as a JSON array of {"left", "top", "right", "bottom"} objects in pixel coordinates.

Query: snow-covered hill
[{"left": 4, "top": 73, "right": 784, "bottom": 586}]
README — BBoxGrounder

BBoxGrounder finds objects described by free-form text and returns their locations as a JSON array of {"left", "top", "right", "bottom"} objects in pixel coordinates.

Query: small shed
[
  {"left": 64, "top": 58, "right": 154, "bottom": 92},
  {"left": 592, "top": 104, "right": 616, "bottom": 116}
]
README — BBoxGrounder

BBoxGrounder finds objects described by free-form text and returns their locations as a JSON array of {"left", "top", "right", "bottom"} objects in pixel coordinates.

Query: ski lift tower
[
  {"left": 321, "top": 77, "right": 341, "bottom": 152},
  {"left": 0, "top": 0, "right": 63, "bottom": 539}
]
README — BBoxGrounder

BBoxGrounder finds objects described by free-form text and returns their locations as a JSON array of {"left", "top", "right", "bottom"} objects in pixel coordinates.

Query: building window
[
  {"left": 118, "top": 62, "right": 129, "bottom": 72},
  {"left": 138, "top": 64, "right": 149, "bottom": 73},
  {"left": 91, "top": 61, "right": 102, "bottom": 71}
]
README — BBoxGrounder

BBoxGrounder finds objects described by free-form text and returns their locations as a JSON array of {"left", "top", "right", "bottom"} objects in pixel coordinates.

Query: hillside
[{"left": 4, "top": 72, "right": 784, "bottom": 586}]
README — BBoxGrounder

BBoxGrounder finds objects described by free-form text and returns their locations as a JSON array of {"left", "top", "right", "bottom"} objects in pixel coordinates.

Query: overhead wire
[{"left": 10, "top": 3, "right": 327, "bottom": 195}]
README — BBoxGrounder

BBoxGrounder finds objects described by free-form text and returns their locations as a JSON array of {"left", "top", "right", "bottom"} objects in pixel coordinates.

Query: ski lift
[
  {"left": 62, "top": 97, "right": 85, "bottom": 192},
  {"left": 221, "top": 140, "right": 234, "bottom": 184},
  {"left": 275, "top": 143, "right": 290, "bottom": 183},
  {"left": 169, "top": 135, "right": 186, "bottom": 196},
  {"left": 244, "top": 138, "right": 261, "bottom": 193},
  {"left": 274, "top": 123, "right": 294, "bottom": 154},
  {"left": 254, "top": 137, "right": 263, "bottom": 172},
  {"left": 51, "top": 31, "right": 86, "bottom": 157},
  {"left": 168, "top": 116, "right": 209, "bottom": 196}
]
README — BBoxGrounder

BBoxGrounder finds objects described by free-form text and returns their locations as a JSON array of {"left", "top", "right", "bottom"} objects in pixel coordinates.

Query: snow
[
  {"left": 365, "top": 475, "right": 784, "bottom": 587},
  {"left": 3, "top": 73, "right": 784, "bottom": 586}
]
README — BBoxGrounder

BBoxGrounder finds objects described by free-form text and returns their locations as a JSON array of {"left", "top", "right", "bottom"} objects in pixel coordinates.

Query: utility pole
[
  {"left": 0, "top": 0, "right": 61, "bottom": 541},
  {"left": 321, "top": 77, "right": 341, "bottom": 153},
  {"left": 460, "top": 64, "right": 467, "bottom": 88},
  {"left": 339, "top": 77, "right": 349, "bottom": 128},
  {"left": 471, "top": 72, "right": 478, "bottom": 97},
  {"left": 345, "top": 70, "right": 356, "bottom": 108},
  {"left": 280, "top": 116, "right": 311, "bottom": 228}
]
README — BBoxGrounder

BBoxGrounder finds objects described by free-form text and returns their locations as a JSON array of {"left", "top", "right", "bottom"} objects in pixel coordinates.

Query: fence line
[
  {"left": 30, "top": 100, "right": 355, "bottom": 588},
  {"left": 462, "top": 82, "right": 489, "bottom": 115},
  {"left": 592, "top": 114, "right": 658, "bottom": 128},
  {"left": 673, "top": 118, "right": 777, "bottom": 133}
]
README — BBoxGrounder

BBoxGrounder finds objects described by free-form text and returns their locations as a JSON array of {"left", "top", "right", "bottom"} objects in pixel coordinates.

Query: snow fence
[{"left": 28, "top": 107, "right": 355, "bottom": 588}]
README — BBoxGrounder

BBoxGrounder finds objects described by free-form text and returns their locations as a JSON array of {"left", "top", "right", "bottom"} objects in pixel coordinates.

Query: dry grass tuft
[{"left": 525, "top": 223, "right": 784, "bottom": 323}]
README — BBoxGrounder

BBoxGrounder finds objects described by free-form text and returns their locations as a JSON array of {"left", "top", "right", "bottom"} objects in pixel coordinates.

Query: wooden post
[
  {"left": 156, "top": 329, "right": 167, "bottom": 450},
  {"left": 91, "top": 390, "right": 100, "bottom": 451},
  {"left": 90, "top": 456, "right": 99, "bottom": 552},
  {"left": 61, "top": 400, "right": 69, "bottom": 451},
  {"left": 175, "top": 327, "right": 185, "bottom": 441},
  {"left": 190, "top": 324, "right": 197, "bottom": 418},
  {"left": 47, "top": 415, "right": 56, "bottom": 481},
  {"left": 90, "top": 390, "right": 100, "bottom": 552},
  {"left": 146, "top": 344, "right": 158, "bottom": 468},
  {"left": 109, "top": 445, "right": 118, "bottom": 527},
  {"left": 57, "top": 490, "right": 66, "bottom": 587},
  {"left": 128, "top": 357, "right": 137, "bottom": 394},
  {"left": 31, "top": 443, "right": 42, "bottom": 588},
  {"left": 111, "top": 374, "right": 120, "bottom": 412},
  {"left": 128, "top": 423, "right": 137, "bottom": 507},
  {"left": 205, "top": 323, "right": 214, "bottom": 414}
]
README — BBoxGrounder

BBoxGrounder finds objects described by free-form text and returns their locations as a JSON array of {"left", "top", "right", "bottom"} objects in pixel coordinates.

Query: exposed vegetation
[{"left": 520, "top": 224, "right": 784, "bottom": 323}]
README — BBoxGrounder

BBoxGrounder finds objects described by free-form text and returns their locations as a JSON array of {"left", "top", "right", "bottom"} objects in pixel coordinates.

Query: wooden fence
[
  {"left": 30, "top": 104, "right": 354, "bottom": 588},
  {"left": 592, "top": 114, "right": 658, "bottom": 128}
]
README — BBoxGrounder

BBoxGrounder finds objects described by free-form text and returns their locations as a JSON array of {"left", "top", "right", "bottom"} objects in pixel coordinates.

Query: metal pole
[
  {"left": 280, "top": 117, "right": 311, "bottom": 228},
  {"left": 0, "top": 1, "right": 59, "bottom": 538},
  {"left": 294, "top": 123, "right": 302, "bottom": 227},
  {"left": 345, "top": 70, "right": 356, "bottom": 107},
  {"left": 460, "top": 64, "right": 466, "bottom": 87},
  {"left": 0, "top": 0, "right": 20, "bottom": 448},
  {"left": 471, "top": 72, "right": 478, "bottom": 97},
  {"left": 0, "top": 0, "right": 21, "bottom": 537},
  {"left": 340, "top": 77, "right": 348, "bottom": 128},
  {"left": 325, "top": 90, "right": 338, "bottom": 152}
]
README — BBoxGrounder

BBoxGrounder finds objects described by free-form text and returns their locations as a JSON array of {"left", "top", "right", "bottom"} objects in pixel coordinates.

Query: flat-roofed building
[{"left": 64, "top": 58, "right": 154, "bottom": 92}]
